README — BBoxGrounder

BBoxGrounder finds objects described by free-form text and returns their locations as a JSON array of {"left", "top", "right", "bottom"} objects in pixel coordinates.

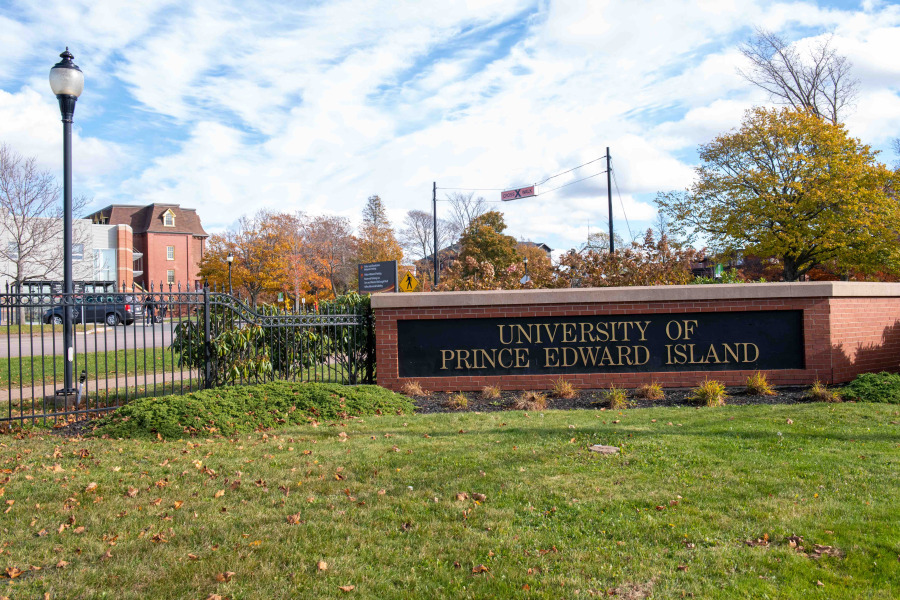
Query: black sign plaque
[
  {"left": 397, "top": 310, "right": 804, "bottom": 377},
  {"left": 358, "top": 261, "right": 398, "bottom": 294}
]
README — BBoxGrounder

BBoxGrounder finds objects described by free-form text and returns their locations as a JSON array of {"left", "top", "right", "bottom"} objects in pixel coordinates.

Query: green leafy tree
[
  {"left": 457, "top": 211, "right": 518, "bottom": 275},
  {"left": 656, "top": 107, "right": 899, "bottom": 281}
]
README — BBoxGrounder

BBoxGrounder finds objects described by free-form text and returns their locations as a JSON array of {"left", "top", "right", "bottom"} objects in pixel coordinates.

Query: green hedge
[
  {"left": 92, "top": 381, "right": 414, "bottom": 439},
  {"left": 841, "top": 372, "right": 900, "bottom": 404}
]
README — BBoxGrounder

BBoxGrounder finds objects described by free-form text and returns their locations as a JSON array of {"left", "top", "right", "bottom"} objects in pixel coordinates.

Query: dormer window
[{"left": 163, "top": 209, "right": 175, "bottom": 227}]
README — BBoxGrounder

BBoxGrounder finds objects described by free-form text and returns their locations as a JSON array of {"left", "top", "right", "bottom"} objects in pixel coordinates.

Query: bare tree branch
[
  {"left": 738, "top": 28, "right": 858, "bottom": 124},
  {"left": 444, "top": 192, "right": 487, "bottom": 239}
]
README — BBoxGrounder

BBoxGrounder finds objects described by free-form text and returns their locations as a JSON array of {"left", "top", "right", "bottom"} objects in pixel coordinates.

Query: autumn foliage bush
[{"left": 636, "top": 382, "right": 665, "bottom": 401}]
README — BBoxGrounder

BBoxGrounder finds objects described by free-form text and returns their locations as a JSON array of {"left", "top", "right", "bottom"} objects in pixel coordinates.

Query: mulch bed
[{"left": 413, "top": 387, "right": 813, "bottom": 414}]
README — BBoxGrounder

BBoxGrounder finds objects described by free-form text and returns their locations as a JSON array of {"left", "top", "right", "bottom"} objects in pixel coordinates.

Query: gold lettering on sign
[
  {"left": 441, "top": 350, "right": 454, "bottom": 370},
  {"left": 515, "top": 348, "right": 530, "bottom": 368},
  {"left": 498, "top": 348, "right": 514, "bottom": 368},
  {"left": 498, "top": 325, "right": 513, "bottom": 345},
  {"left": 742, "top": 343, "right": 759, "bottom": 362},
  {"left": 561, "top": 323, "right": 577, "bottom": 343},
  {"left": 633, "top": 320, "right": 650, "bottom": 341},
  {"left": 578, "top": 346, "right": 600, "bottom": 365},
  {"left": 514, "top": 324, "right": 532, "bottom": 344},
  {"left": 544, "top": 347, "right": 559, "bottom": 368},
  {"left": 542, "top": 323, "right": 560, "bottom": 343}
]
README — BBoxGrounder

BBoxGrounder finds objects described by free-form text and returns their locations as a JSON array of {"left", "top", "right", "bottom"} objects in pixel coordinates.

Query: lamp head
[
  {"left": 49, "top": 48, "right": 84, "bottom": 97},
  {"left": 226, "top": 253, "right": 234, "bottom": 263}
]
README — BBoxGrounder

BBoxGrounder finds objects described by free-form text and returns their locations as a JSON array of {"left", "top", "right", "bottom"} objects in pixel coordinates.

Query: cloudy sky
[{"left": 1, "top": 0, "right": 898, "bottom": 256}]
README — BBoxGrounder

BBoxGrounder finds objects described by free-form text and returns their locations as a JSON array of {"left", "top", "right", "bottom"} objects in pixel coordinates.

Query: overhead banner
[
  {"left": 397, "top": 310, "right": 804, "bottom": 377},
  {"left": 501, "top": 186, "right": 535, "bottom": 201}
]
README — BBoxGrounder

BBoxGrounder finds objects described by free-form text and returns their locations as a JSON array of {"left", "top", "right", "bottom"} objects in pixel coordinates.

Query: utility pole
[
  {"left": 606, "top": 147, "right": 614, "bottom": 254},
  {"left": 433, "top": 181, "right": 438, "bottom": 287}
]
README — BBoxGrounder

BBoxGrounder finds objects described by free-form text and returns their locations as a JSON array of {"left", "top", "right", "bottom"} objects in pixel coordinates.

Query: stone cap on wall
[{"left": 371, "top": 282, "right": 900, "bottom": 309}]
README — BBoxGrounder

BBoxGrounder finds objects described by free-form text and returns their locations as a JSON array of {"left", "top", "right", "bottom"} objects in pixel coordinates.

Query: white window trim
[
  {"left": 166, "top": 245, "right": 175, "bottom": 260},
  {"left": 163, "top": 210, "right": 176, "bottom": 227},
  {"left": 166, "top": 269, "right": 176, "bottom": 284}
]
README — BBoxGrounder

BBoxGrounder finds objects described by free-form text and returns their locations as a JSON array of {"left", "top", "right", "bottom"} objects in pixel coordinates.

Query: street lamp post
[
  {"left": 520, "top": 257, "right": 530, "bottom": 286},
  {"left": 226, "top": 252, "right": 234, "bottom": 295},
  {"left": 49, "top": 48, "right": 84, "bottom": 398}
]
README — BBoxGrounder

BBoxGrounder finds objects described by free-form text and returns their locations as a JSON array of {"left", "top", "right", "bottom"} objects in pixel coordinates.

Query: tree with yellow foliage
[
  {"left": 356, "top": 195, "right": 403, "bottom": 265},
  {"left": 656, "top": 107, "right": 899, "bottom": 281}
]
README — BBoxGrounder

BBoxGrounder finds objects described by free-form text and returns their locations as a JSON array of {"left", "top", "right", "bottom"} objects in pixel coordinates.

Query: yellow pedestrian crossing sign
[{"left": 399, "top": 271, "right": 420, "bottom": 292}]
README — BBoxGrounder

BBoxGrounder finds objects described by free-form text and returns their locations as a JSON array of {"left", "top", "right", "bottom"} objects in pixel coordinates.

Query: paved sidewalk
[{"left": 2, "top": 369, "right": 201, "bottom": 402}]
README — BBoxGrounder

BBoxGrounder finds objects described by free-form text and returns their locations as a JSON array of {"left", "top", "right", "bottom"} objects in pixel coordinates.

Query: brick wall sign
[
  {"left": 397, "top": 310, "right": 803, "bottom": 377},
  {"left": 373, "top": 282, "right": 900, "bottom": 391}
]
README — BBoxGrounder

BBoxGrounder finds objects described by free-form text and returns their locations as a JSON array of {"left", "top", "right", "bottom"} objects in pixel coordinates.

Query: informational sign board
[
  {"left": 501, "top": 185, "right": 535, "bottom": 201},
  {"left": 397, "top": 310, "right": 804, "bottom": 378},
  {"left": 399, "top": 271, "right": 420, "bottom": 293},
  {"left": 358, "top": 260, "right": 398, "bottom": 294}
]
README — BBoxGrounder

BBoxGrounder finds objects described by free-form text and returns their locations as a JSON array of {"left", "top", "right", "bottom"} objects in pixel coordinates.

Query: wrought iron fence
[{"left": 0, "top": 282, "right": 374, "bottom": 425}]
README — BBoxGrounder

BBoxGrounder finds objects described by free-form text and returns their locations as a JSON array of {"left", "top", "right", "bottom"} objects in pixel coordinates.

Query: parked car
[{"left": 43, "top": 294, "right": 143, "bottom": 326}]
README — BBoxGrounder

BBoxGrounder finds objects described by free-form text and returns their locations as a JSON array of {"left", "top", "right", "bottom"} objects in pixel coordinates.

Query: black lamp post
[
  {"left": 226, "top": 252, "right": 234, "bottom": 295},
  {"left": 50, "top": 48, "right": 84, "bottom": 397},
  {"left": 520, "top": 257, "right": 530, "bottom": 286}
]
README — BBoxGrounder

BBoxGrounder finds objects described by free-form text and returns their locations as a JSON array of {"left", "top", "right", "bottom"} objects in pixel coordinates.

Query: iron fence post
[{"left": 203, "top": 284, "right": 212, "bottom": 389}]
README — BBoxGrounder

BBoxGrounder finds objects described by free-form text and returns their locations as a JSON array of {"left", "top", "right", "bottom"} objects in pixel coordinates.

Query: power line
[
  {"left": 534, "top": 155, "right": 607, "bottom": 187},
  {"left": 436, "top": 153, "right": 609, "bottom": 196},
  {"left": 538, "top": 170, "right": 607, "bottom": 197},
  {"left": 610, "top": 160, "right": 634, "bottom": 242}
]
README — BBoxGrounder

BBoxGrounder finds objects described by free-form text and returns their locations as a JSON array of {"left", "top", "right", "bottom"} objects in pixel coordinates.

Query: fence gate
[{"left": 1, "top": 283, "right": 374, "bottom": 426}]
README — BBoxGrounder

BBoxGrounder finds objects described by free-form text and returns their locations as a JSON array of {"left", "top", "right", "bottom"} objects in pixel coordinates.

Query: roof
[{"left": 86, "top": 204, "right": 208, "bottom": 237}]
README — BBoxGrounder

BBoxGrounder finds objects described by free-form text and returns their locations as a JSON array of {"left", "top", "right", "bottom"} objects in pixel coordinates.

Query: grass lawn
[
  {"left": 1, "top": 347, "right": 176, "bottom": 389},
  {"left": 0, "top": 401, "right": 898, "bottom": 598},
  {"left": 1, "top": 324, "right": 98, "bottom": 336}
]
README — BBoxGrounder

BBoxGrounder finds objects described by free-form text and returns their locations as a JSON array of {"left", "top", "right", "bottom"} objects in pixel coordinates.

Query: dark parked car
[{"left": 43, "top": 294, "right": 143, "bottom": 326}]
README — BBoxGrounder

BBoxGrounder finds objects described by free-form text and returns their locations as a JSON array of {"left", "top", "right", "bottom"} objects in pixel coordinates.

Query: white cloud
[{"left": 2, "top": 0, "right": 898, "bottom": 252}]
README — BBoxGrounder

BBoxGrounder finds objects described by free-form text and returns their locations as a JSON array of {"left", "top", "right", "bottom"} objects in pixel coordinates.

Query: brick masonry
[{"left": 372, "top": 283, "right": 900, "bottom": 391}]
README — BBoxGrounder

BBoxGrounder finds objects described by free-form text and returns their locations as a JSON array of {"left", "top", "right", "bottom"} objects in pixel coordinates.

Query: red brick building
[{"left": 86, "top": 204, "right": 208, "bottom": 290}]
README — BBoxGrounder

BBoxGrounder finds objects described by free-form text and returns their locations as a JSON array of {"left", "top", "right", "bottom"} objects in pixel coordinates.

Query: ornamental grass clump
[
  {"left": 481, "top": 385, "right": 501, "bottom": 400},
  {"left": 551, "top": 378, "right": 576, "bottom": 399},
  {"left": 400, "top": 380, "right": 429, "bottom": 397},
  {"left": 512, "top": 391, "right": 547, "bottom": 411},
  {"left": 604, "top": 385, "right": 632, "bottom": 410},
  {"left": 636, "top": 381, "right": 665, "bottom": 401},
  {"left": 746, "top": 371, "right": 776, "bottom": 396},
  {"left": 805, "top": 380, "right": 842, "bottom": 403},
  {"left": 447, "top": 393, "right": 469, "bottom": 410},
  {"left": 689, "top": 379, "right": 728, "bottom": 407}
]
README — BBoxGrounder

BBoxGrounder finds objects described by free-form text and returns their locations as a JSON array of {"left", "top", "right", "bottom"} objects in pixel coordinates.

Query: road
[{"left": 1, "top": 321, "right": 179, "bottom": 358}]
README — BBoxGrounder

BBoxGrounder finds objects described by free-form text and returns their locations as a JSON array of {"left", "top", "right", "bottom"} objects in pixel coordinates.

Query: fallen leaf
[
  {"left": 338, "top": 584, "right": 355, "bottom": 592},
  {"left": 5, "top": 567, "right": 22, "bottom": 579},
  {"left": 206, "top": 595, "right": 223, "bottom": 600},
  {"left": 150, "top": 498, "right": 162, "bottom": 506},
  {"left": 56, "top": 560, "right": 68, "bottom": 569},
  {"left": 125, "top": 487, "right": 138, "bottom": 498},
  {"left": 286, "top": 513, "right": 303, "bottom": 525},
  {"left": 787, "top": 419, "right": 794, "bottom": 425},
  {"left": 377, "top": 489, "right": 386, "bottom": 496},
  {"left": 188, "top": 554, "right": 199, "bottom": 560},
  {"left": 100, "top": 550, "right": 112, "bottom": 561},
  {"left": 74, "top": 526, "right": 85, "bottom": 534},
  {"left": 173, "top": 501, "right": 184, "bottom": 510},
  {"left": 215, "top": 571, "right": 235, "bottom": 582},
  {"left": 214, "top": 490, "right": 225, "bottom": 499},
  {"left": 317, "top": 560, "right": 328, "bottom": 571},
  {"left": 472, "top": 564, "right": 489, "bottom": 574},
  {"left": 84, "top": 482, "right": 98, "bottom": 493},
  {"left": 816, "top": 581, "right": 824, "bottom": 587},
  {"left": 677, "top": 565, "right": 688, "bottom": 571},
  {"left": 472, "top": 493, "right": 487, "bottom": 502},
  {"left": 455, "top": 493, "right": 469, "bottom": 501}
]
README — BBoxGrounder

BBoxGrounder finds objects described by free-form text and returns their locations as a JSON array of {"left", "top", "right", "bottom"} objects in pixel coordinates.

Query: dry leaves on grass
[
  {"left": 317, "top": 560, "right": 328, "bottom": 571},
  {"left": 338, "top": 584, "right": 355, "bottom": 592},
  {"left": 215, "top": 571, "right": 236, "bottom": 582},
  {"left": 286, "top": 513, "right": 304, "bottom": 525},
  {"left": 214, "top": 490, "right": 225, "bottom": 499}
]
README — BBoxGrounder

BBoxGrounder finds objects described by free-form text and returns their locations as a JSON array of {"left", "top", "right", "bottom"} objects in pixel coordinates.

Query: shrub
[
  {"left": 746, "top": 371, "right": 776, "bottom": 396},
  {"left": 604, "top": 385, "right": 632, "bottom": 410},
  {"left": 551, "top": 378, "right": 576, "bottom": 399},
  {"left": 805, "top": 380, "right": 842, "bottom": 403},
  {"left": 841, "top": 372, "right": 900, "bottom": 404},
  {"left": 689, "top": 379, "right": 728, "bottom": 407},
  {"left": 481, "top": 385, "right": 501, "bottom": 400},
  {"left": 512, "top": 391, "right": 547, "bottom": 411},
  {"left": 447, "top": 393, "right": 469, "bottom": 410},
  {"left": 92, "top": 381, "right": 415, "bottom": 439},
  {"left": 636, "top": 382, "right": 665, "bottom": 401},
  {"left": 401, "top": 381, "right": 429, "bottom": 397}
]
